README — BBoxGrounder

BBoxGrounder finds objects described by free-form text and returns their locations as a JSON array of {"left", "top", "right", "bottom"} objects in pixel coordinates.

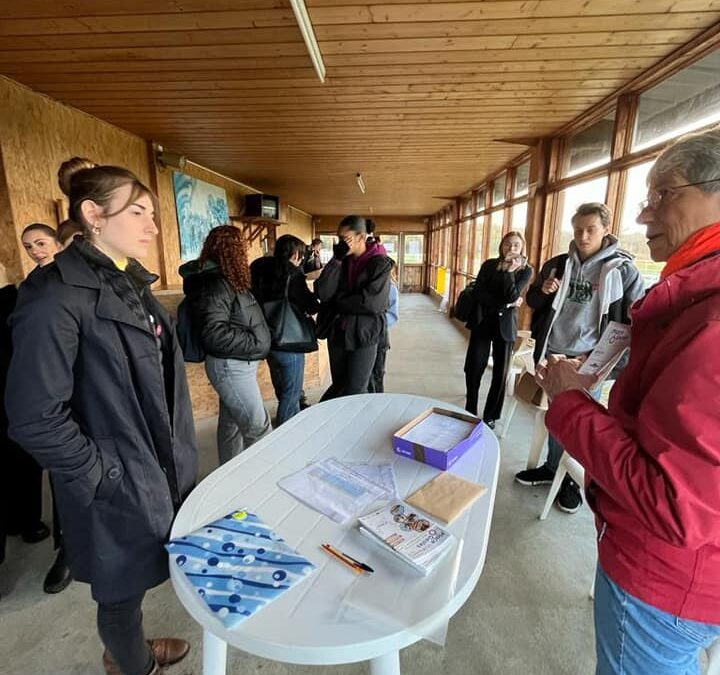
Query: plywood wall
[{"left": 0, "top": 76, "right": 161, "bottom": 279}]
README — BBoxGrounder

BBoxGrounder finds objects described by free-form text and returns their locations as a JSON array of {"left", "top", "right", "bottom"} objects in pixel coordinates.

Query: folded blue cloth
[{"left": 166, "top": 510, "right": 316, "bottom": 628}]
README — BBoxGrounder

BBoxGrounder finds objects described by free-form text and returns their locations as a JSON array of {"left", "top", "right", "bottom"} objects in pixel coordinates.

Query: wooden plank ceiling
[{"left": 2, "top": 0, "right": 720, "bottom": 216}]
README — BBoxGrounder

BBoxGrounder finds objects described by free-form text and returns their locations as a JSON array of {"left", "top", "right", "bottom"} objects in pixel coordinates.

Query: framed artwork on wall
[{"left": 172, "top": 171, "right": 230, "bottom": 261}]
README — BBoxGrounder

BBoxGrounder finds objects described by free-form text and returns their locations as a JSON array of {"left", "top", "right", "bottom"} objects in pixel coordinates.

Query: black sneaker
[
  {"left": 557, "top": 476, "right": 583, "bottom": 514},
  {"left": 514, "top": 465, "right": 555, "bottom": 486}
]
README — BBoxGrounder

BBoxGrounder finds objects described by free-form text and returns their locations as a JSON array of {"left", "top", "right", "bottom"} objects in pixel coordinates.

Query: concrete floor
[{"left": 0, "top": 294, "right": 597, "bottom": 675}]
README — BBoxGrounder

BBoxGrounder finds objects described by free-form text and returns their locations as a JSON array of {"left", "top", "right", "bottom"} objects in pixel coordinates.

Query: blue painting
[{"left": 173, "top": 171, "right": 230, "bottom": 261}]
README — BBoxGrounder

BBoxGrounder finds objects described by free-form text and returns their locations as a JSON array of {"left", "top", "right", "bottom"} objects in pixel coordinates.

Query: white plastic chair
[{"left": 539, "top": 450, "right": 585, "bottom": 521}]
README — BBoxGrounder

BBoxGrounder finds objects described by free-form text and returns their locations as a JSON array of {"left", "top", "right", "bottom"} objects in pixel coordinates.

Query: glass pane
[
  {"left": 475, "top": 189, "right": 486, "bottom": 212},
  {"left": 633, "top": 50, "right": 720, "bottom": 152},
  {"left": 404, "top": 234, "right": 424, "bottom": 265},
  {"left": 462, "top": 197, "right": 473, "bottom": 217},
  {"left": 554, "top": 176, "right": 609, "bottom": 254},
  {"left": 380, "top": 234, "right": 399, "bottom": 261},
  {"left": 488, "top": 210, "right": 504, "bottom": 258},
  {"left": 514, "top": 161, "right": 531, "bottom": 197},
  {"left": 492, "top": 173, "right": 507, "bottom": 206},
  {"left": 564, "top": 112, "right": 615, "bottom": 177},
  {"left": 511, "top": 201, "right": 529, "bottom": 238},
  {"left": 618, "top": 161, "right": 663, "bottom": 286},
  {"left": 473, "top": 216, "right": 485, "bottom": 274},
  {"left": 319, "top": 235, "right": 335, "bottom": 264},
  {"left": 458, "top": 222, "right": 470, "bottom": 273},
  {"left": 441, "top": 226, "right": 452, "bottom": 267}
]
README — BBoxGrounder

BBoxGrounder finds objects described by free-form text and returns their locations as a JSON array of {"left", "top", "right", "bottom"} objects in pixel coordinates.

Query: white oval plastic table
[{"left": 170, "top": 393, "right": 500, "bottom": 675}]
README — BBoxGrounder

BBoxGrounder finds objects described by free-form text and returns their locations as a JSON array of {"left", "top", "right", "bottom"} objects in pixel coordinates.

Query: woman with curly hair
[{"left": 180, "top": 225, "right": 272, "bottom": 465}]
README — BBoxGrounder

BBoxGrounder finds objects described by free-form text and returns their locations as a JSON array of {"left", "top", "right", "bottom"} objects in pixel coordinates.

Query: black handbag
[
  {"left": 262, "top": 276, "right": 318, "bottom": 353},
  {"left": 453, "top": 282, "right": 477, "bottom": 322},
  {"left": 176, "top": 297, "right": 206, "bottom": 363}
]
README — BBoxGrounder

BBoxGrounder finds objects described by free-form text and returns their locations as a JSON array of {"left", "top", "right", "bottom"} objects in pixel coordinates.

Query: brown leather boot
[{"left": 103, "top": 638, "right": 189, "bottom": 673}]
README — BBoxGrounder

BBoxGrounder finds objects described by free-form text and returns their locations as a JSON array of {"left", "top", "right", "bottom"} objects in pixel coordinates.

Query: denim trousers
[
  {"left": 97, "top": 593, "right": 154, "bottom": 675},
  {"left": 595, "top": 565, "right": 720, "bottom": 675},
  {"left": 205, "top": 356, "right": 271, "bottom": 465},
  {"left": 545, "top": 383, "right": 603, "bottom": 472},
  {"left": 267, "top": 350, "right": 305, "bottom": 426}
]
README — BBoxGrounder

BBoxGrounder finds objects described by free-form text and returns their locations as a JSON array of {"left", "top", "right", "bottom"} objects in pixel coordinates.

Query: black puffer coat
[
  {"left": 6, "top": 240, "right": 198, "bottom": 603},
  {"left": 180, "top": 259, "right": 271, "bottom": 361}
]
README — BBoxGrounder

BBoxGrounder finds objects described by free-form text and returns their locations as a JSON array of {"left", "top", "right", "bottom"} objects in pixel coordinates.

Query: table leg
[
  {"left": 370, "top": 651, "right": 400, "bottom": 675},
  {"left": 203, "top": 628, "right": 227, "bottom": 675}
]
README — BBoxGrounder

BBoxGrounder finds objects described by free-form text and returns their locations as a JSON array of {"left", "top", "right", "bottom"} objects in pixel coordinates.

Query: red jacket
[{"left": 546, "top": 253, "right": 720, "bottom": 623}]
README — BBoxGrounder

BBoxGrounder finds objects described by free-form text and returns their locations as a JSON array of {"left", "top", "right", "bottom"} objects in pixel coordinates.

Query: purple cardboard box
[{"left": 392, "top": 407, "right": 484, "bottom": 470}]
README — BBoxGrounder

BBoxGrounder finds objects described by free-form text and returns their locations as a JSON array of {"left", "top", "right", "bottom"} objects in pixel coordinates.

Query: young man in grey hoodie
[{"left": 515, "top": 202, "right": 645, "bottom": 513}]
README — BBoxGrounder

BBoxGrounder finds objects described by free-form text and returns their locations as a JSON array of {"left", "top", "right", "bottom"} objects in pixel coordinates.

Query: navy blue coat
[{"left": 5, "top": 242, "right": 198, "bottom": 603}]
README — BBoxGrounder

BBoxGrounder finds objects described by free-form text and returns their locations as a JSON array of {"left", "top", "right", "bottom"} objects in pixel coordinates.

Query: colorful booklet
[
  {"left": 358, "top": 501, "right": 456, "bottom": 575},
  {"left": 166, "top": 510, "right": 316, "bottom": 629}
]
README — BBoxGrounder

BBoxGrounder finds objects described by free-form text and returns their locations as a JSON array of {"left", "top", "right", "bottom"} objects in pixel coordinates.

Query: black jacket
[
  {"left": 467, "top": 258, "right": 534, "bottom": 342},
  {"left": 250, "top": 256, "right": 319, "bottom": 316},
  {"left": 315, "top": 252, "right": 392, "bottom": 349},
  {"left": 5, "top": 241, "right": 198, "bottom": 603},
  {"left": 180, "top": 260, "right": 271, "bottom": 362}
]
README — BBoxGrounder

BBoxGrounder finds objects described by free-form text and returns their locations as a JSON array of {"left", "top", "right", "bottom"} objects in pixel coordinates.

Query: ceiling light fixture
[
  {"left": 356, "top": 172, "right": 366, "bottom": 194},
  {"left": 289, "top": 0, "right": 326, "bottom": 84}
]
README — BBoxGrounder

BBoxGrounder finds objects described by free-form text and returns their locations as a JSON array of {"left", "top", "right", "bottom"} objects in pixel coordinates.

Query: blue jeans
[
  {"left": 595, "top": 565, "right": 720, "bottom": 675},
  {"left": 545, "top": 383, "right": 603, "bottom": 472},
  {"left": 205, "top": 356, "right": 271, "bottom": 465},
  {"left": 267, "top": 350, "right": 305, "bottom": 426}
]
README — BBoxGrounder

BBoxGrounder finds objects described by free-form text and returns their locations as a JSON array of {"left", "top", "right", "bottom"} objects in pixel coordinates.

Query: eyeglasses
[{"left": 638, "top": 177, "right": 720, "bottom": 215}]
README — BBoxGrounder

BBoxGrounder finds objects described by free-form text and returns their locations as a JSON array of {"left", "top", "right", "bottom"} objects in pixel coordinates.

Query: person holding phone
[
  {"left": 515, "top": 202, "right": 644, "bottom": 514},
  {"left": 464, "top": 231, "right": 533, "bottom": 428}
]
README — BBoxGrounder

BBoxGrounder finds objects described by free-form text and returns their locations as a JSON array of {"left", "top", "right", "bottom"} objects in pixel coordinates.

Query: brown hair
[
  {"left": 571, "top": 202, "right": 612, "bottom": 229},
  {"left": 22, "top": 223, "right": 59, "bottom": 241},
  {"left": 57, "top": 219, "right": 84, "bottom": 245},
  {"left": 67, "top": 165, "right": 158, "bottom": 235},
  {"left": 58, "top": 157, "right": 96, "bottom": 197},
  {"left": 498, "top": 230, "right": 527, "bottom": 257},
  {"left": 199, "top": 225, "right": 251, "bottom": 293}
]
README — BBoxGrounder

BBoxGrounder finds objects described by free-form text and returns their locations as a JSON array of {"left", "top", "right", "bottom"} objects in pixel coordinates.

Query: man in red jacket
[{"left": 536, "top": 127, "right": 720, "bottom": 674}]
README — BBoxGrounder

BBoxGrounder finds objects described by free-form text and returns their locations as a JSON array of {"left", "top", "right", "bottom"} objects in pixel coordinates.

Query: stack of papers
[
  {"left": 358, "top": 501, "right": 456, "bottom": 575},
  {"left": 278, "top": 458, "right": 392, "bottom": 524},
  {"left": 406, "top": 472, "right": 487, "bottom": 524}
]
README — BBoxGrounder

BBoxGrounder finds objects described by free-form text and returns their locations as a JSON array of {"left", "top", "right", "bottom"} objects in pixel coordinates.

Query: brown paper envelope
[{"left": 406, "top": 472, "right": 487, "bottom": 524}]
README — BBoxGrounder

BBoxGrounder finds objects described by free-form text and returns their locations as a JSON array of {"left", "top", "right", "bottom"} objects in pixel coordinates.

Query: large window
[
  {"left": 617, "top": 161, "right": 663, "bottom": 286},
  {"left": 492, "top": 173, "right": 507, "bottom": 205},
  {"left": 472, "top": 216, "right": 485, "bottom": 274},
  {"left": 458, "top": 220, "right": 471, "bottom": 273},
  {"left": 488, "top": 210, "right": 504, "bottom": 259},
  {"left": 633, "top": 50, "right": 720, "bottom": 152},
  {"left": 319, "top": 235, "right": 335, "bottom": 264},
  {"left": 380, "top": 234, "right": 400, "bottom": 260},
  {"left": 404, "top": 234, "right": 425, "bottom": 265},
  {"left": 511, "top": 201, "right": 528, "bottom": 238},
  {"left": 555, "top": 176, "right": 608, "bottom": 254},
  {"left": 563, "top": 112, "right": 615, "bottom": 177}
]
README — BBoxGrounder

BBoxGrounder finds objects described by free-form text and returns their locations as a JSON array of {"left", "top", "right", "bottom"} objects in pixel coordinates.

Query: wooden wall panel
[
  {"left": 0, "top": 76, "right": 161, "bottom": 279},
  {"left": 315, "top": 214, "right": 426, "bottom": 234}
]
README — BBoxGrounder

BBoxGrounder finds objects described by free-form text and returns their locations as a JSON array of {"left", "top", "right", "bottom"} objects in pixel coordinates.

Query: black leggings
[
  {"left": 464, "top": 331, "right": 513, "bottom": 422},
  {"left": 97, "top": 593, "right": 154, "bottom": 675},
  {"left": 321, "top": 333, "right": 378, "bottom": 401}
]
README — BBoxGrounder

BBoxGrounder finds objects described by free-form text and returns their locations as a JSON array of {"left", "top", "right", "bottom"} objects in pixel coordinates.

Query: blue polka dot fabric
[{"left": 166, "top": 510, "right": 316, "bottom": 628}]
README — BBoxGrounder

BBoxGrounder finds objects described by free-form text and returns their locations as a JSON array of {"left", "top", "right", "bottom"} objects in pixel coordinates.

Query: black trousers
[
  {"left": 321, "top": 333, "right": 378, "bottom": 401},
  {"left": 464, "top": 330, "right": 513, "bottom": 422},
  {"left": 368, "top": 342, "right": 389, "bottom": 394},
  {"left": 97, "top": 593, "right": 155, "bottom": 675},
  {"left": 1, "top": 435, "right": 44, "bottom": 536}
]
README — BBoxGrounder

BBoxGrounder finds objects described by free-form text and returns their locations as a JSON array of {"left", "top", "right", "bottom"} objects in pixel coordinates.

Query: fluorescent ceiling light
[
  {"left": 289, "top": 0, "right": 326, "bottom": 84},
  {"left": 356, "top": 173, "right": 366, "bottom": 194}
]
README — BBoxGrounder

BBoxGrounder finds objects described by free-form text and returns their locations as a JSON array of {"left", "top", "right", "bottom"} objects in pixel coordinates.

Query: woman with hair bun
[
  {"left": 7, "top": 164, "right": 198, "bottom": 675},
  {"left": 316, "top": 215, "right": 392, "bottom": 399}
]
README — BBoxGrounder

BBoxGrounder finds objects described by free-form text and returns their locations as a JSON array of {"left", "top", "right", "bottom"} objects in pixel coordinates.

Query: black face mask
[{"left": 333, "top": 239, "right": 350, "bottom": 259}]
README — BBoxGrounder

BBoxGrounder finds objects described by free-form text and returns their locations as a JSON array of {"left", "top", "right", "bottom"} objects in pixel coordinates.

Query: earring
[{"left": 92, "top": 224, "right": 100, "bottom": 235}]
